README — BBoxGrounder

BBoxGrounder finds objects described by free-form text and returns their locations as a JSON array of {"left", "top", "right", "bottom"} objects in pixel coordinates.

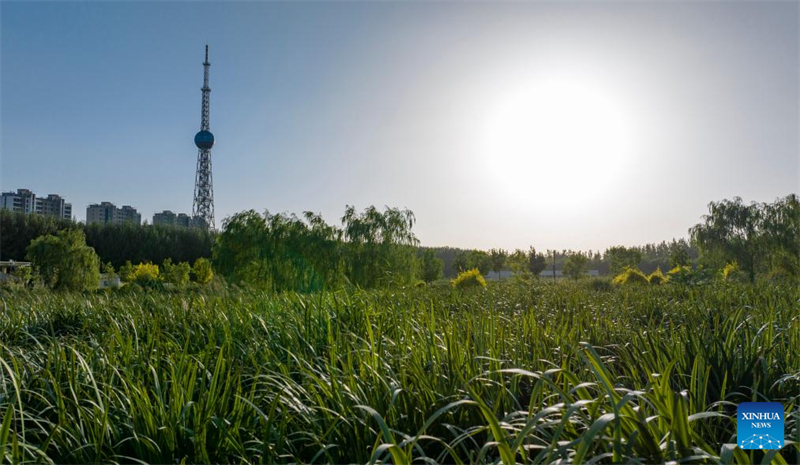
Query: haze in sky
[{"left": 1, "top": 1, "right": 797, "bottom": 252}]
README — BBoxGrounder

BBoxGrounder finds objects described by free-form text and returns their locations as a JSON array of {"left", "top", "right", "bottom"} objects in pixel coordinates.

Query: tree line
[
  {"left": 212, "top": 206, "right": 429, "bottom": 292},
  {"left": 2, "top": 194, "right": 797, "bottom": 291},
  {"left": 426, "top": 194, "right": 798, "bottom": 283},
  {"left": 0, "top": 209, "right": 214, "bottom": 267}
]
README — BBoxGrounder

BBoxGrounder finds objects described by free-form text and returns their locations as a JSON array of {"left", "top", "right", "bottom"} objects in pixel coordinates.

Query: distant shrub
[
  {"left": 130, "top": 263, "right": 160, "bottom": 286},
  {"left": 647, "top": 267, "right": 668, "bottom": 285},
  {"left": 613, "top": 267, "right": 648, "bottom": 286},
  {"left": 119, "top": 261, "right": 135, "bottom": 283},
  {"left": 191, "top": 258, "right": 214, "bottom": 285},
  {"left": 721, "top": 262, "right": 744, "bottom": 282},
  {"left": 452, "top": 268, "right": 486, "bottom": 289},
  {"left": 667, "top": 264, "right": 713, "bottom": 285},
  {"left": 667, "top": 265, "right": 692, "bottom": 284},
  {"left": 12, "top": 266, "right": 33, "bottom": 286},
  {"left": 162, "top": 259, "right": 191, "bottom": 287}
]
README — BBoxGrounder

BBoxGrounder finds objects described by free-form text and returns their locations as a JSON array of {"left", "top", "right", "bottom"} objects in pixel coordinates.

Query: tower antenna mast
[{"left": 192, "top": 44, "right": 215, "bottom": 229}]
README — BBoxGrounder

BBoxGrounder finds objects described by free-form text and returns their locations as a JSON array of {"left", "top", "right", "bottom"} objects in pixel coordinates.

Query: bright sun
[{"left": 481, "top": 77, "right": 635, "bottom": 209}]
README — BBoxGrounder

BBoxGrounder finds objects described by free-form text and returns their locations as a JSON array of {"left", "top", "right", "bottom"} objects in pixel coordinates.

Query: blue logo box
[{"left": 737, "top": 402, "right": 784, "bottom": 450}]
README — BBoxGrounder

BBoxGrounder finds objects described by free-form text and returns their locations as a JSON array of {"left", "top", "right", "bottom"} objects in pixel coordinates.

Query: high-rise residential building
[
  {"left": 1, "top": 189, "right": 37, "bottom": 214},
  {"left": 153, "top": 210, "right": 201, "bottom": 228},
  {"left": 86, "top": 202, "right": 141, "bottom": 225},
  {"left": 117, "top": 206, "right": 142, "bottom": 225},
  {"left": 153, "top": 210, "right": 177, "bottom": 226},
  {"left": 1, "top": 189, "right": 72, "bottom": 220},
  {"left": 86, "top": 202, "right": 116, "bottom": 225},
  {"left": 177, "top": 213, "right": 192, "bottom": 228},
  {"left": 36, "top": 194, "right": 72, "bottom": 220}
]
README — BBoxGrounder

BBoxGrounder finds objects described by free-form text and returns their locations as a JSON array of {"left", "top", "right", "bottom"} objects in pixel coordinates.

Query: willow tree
[
  {"left": 26, "top": 229, "right": 100, "bottom": 291},
  {"left": 341, "top": 205, "right": 419, "bottom": 288},
  {"left": 690, "top": 197, "right": 764, "bottom": 283},
  {"left": 212, "top": 210, "right": 343, "bottom": 292}
]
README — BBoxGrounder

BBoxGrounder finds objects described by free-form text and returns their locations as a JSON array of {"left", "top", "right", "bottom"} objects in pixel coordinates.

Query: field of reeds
[{"left": 0, "top": 281, "right": 798, "bottom": 464}]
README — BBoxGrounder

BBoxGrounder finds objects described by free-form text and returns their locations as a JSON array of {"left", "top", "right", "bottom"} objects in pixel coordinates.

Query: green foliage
[
  {"left": 118, "top": 261, "right": 135, "bottom": 283},
  {"left": 466, "top": 250, "right": 491, "bottom": 275},
  {"left": 721, "top": 262, "right": 744, "bottom": 282},
  {"left": 507, "top": 249, "right": 528, "bottom": 275},
  {"left": 213, "top": 206, "right": 418, "bottom": 292},
  {"left": 419, "top": 249, "right": 444, "bottom": 283},
  {"left": 647, "top": 266, "right": 668, "bottom": 285},
  {"left": 213, "top": 210, "right": 344, "bottom": 292},
  {"left": 762, "top": 194, "right": 800, "bottom": 279},
  {"left": 25, "top": 229, "right": 100, "bottom": 291},
  {"left": 129, "top": 262, "right": 160, "bottom": 286},
  {"left": 583, "top": 277, "right": 614, "bottom": 292},
  {"left": 451, "top": 251, "right": 470, "bottom": 274},
  {"left": 451, "top": 268, "right": 486, "bottom": 289},
  {"left": 191, "top": 257, "right": 214, "bottom": 284},
  {"left": 0, "top": 209, "right": 72, "bottom": 261},
  {"left": 689, "top": 195, "right": 799, "bottom": 283},
  {"left": 488, "top": 248, "right": 507, "bottom": 278},
  {"left": 613, "top": 266, "right": 649, "bottom": 286},
  {"left": 341, "top": 205, "right": 419, "bottom": 288},
  {"left": 161, "top": 259, "right": 191, "bottom": 286},
  {"left": 0, "top": 282, "right": 797, "bottom": 463},
  {"left": 12, "top": 266, "right": 33, "bottom": 286},
  {"left": 563, "top": 251, "right": 589, "bottom": 279},
  {"left": 0, "top": 210, "right": 213, "bottom": 267},
  {"left": 667, "top": 265, "right": 690, "bottom": 280},
  {"left": 83, "top": 222, "right": 214, "bottom": 269},
  {"left": 690, "top": 196, "right": 764, "bottom": 283},
  {"left": 101, "top": 261, "right": 116, "bottom": 278},
  {"left": 606, "top": 246, "right": 643, "bottom": 276},
  {"left": 526, "top": 246, "right": 548, "bottom": 276},
  {"left": 669, "top": 246, "right": 691, "bottom": 268}
]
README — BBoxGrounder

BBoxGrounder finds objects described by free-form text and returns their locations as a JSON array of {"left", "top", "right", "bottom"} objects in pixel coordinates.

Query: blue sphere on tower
[{"left": 194, "top": 130, "right": 215, "bottom": 149}]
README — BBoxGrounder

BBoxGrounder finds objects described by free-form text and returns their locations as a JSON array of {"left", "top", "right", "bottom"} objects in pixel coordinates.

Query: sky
[{"left": 1, "top": 1, "right": 798, "bottom": 252}]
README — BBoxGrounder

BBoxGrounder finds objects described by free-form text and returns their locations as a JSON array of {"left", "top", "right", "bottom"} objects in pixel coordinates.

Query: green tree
[
  {"left": 342, "top": 206, "right": 419, "bottom": 288},
  {"left": 563, "top": 252, "right": 589, "bottom": 280},
  {"left": 690, "top": 197, "right": 764, "bottom": 283},
  {"left": 102, "top": 262, "right": 116, "bottom": 278},
  {"left": 761, "top": 194, "right": 799, "bottom": 279},
  {"left": 213, "top": 206, "right": 416, "bottom": 291},
  {"left": 0, "top": 209, "right": 213, "bottom": 267},
  {"left": 605, "top": 246, "right": 643, "bottom": 276},
  {"left": 467, "top": 250, "right": 491, "bottom": 275},
  {"left": 669, "top": 247, "right": 691, "bottom": 269},
  {"left": 507, "top": 249, "right": 528, "bottom": 275},
  {"left": 162, "top": 259, "right": 191, "bottom": 286},
  {"left": 26, "top": 229, "right": 100, "bottom": 291},
  {"left": 527, "top": 246, "right": 548, "bottom": 276},
  {"left": 488, "top": 248, "right": 508, "bottom": 279},
  {"left": 130, "top": 263, "right": 161, "bottom": 286},
  {"left": 451, "top": 251, "right": 469, "bottom": 274},
  {"left": 419, "top": 249, "right": 444, "bottom": 283},
  {"left": 119, "top": 261, "right": 135, "bottom": 283},
  {"left": 192, "top": 258, "right": 214, "bottom": 284}
]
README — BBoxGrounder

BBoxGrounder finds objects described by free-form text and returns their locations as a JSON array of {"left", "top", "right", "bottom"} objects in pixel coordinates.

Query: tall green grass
[{"left": 0, "top": 281, "right": 798, "bottom": 463}]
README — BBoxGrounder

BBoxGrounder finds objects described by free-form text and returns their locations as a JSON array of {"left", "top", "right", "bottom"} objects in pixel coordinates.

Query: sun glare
[{"left": 481, "top": 78, "right": 635, "bottom": 210}]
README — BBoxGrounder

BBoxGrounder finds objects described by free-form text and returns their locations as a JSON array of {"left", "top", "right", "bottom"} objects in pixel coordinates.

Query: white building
[{"left": 1, "top": 189, "right": 72, "bottom": 220}]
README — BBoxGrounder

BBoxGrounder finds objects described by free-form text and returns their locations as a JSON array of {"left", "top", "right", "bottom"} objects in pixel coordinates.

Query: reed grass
[{"left": 0, "top": 281, "right": 798, "bottom": 463}]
